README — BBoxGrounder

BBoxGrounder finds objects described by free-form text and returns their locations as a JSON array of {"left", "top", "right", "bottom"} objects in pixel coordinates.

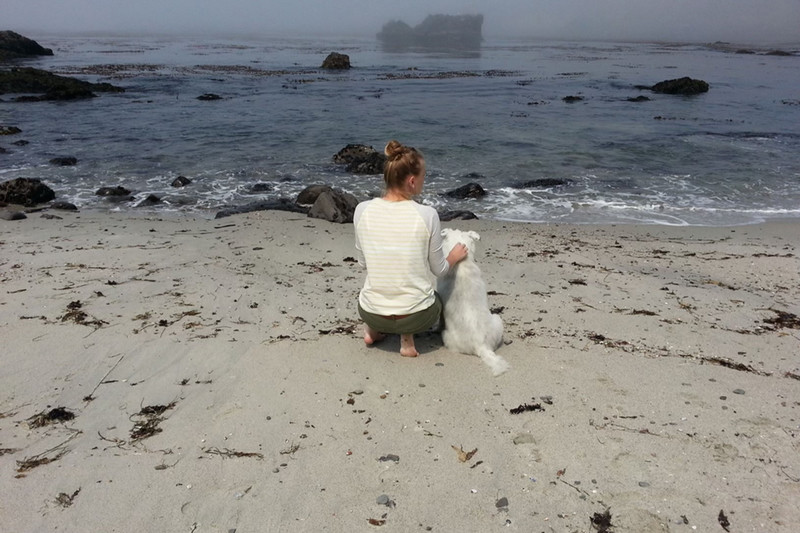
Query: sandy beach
[{"left": 1, "top": 209, "right": 798, "bottom": 532}]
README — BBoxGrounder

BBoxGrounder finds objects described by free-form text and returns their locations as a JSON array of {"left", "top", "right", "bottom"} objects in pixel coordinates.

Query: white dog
[{"left": 438, "top": 228, "right": 509, "bottom": 376}]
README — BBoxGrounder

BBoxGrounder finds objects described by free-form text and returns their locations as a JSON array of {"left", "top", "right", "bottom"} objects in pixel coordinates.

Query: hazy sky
[{"left": 5, "top": 0, "right": 799, "bottom": 44}]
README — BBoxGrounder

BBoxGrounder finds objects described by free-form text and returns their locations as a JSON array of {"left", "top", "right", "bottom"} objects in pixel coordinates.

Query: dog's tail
[{"left": 476, "top": 345, "right": 510, "bottom": 377}]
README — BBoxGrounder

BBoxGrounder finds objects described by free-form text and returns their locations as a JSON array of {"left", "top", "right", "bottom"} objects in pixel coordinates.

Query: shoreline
[{"left": 1, "top": 210, "right": 799, "bottom": 532}]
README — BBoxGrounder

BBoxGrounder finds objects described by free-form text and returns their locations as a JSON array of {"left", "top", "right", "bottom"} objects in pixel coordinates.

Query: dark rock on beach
[
  {"left": 439, "top": 210, "right": 478, "bottom": 221},
  {"left": 50, "top": 156, "right": 78, "bottom": 166},
  {"left": 0, "top": 209, "right": 27, "bottom": 221},
  {"left": 171, "top": 176, "right": 192, "bottom": 188},
  {"left": 443, "top": 182, "right": 486, "bottom": 199},
  {"left": 0, "top": 31, "right": 53, "bottom": 60},
  {"left": 214, "top": 198, "right": 309, "bottom": 219},
  {"left": 321, "top": 52, "right": 350, "bottom": 70},
  {"left": 639, "top": 77, "right": 709, "bottom": 95},
  {"left": 513, "top": 178, "right": 570, "bottom": 189},
  {"left": 297, "top": 185, "right": 333, "bottom": 205},
  {"left": 333, "top": 144, "right": 386, "bottom": 175},
  {"left": 0, "top": 177, "right": 56, "bottom": 206},
  {"left": 308, "top": 188, "right": 358, "bottom": 224},
  {"left": 0, "top": 67, "right": 124, "bottom": 101},
  {"left": 51, "top": 201, "right": 78, "bottom": 211}
]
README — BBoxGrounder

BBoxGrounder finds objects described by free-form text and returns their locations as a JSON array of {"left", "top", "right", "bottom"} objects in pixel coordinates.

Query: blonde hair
[{"left": 383, "top": 140, "right": 424, "bottom": 191}]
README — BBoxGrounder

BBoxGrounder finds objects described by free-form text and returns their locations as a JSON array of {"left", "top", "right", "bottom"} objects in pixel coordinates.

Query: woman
[{"left": 354, "top": 140, "right": 468, "bottom": 357}]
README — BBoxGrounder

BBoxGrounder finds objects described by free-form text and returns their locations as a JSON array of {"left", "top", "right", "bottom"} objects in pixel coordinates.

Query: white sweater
[{"left": 354, "top": 198, "right": 449, "bottom": 315}]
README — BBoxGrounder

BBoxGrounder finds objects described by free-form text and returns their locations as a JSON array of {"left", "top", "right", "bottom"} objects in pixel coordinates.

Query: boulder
[
  {"left": 0, "top": 31, "right": 53, "bottom": 60},
  {"left": 51, "top": 201, "right": 78, "bottom": 211},
  {"left": 0, "top": 67, "right": 124, "bottom": 101},
  {"left": 135, "top": 194, "right": 162, "bottom": 207},
  {"left": 96, "top": 186, "right": 131, "bottom": 197},
  {"left": 247, "top": 183, "right": 273, "bottom": 194},
  {"left": 562, "top": 95, "right": 583, "bottom": 103},
  {"left": 308, "top": 189, "right": 359, "bottom": 224},
  {"left": 297, "top": 185, "right": 333, "bottom": 205},
  {"left": 443, "top": 182, "right": 486, "bottom": 199},
  {"left": 0, "top": 177, "right": 56, "bottom": 206},
  {"left": 321, "top": 52, "right": 350, "bottom": 70},
  {"left": 50, "top": 156, "right": 77, "bottom": 166},
  {"left": 439, "top": 210, "right": 478, "bottom": 221},
  {"left": 333, "top": 144, "right": 386, "bottom": 175},
  {"left": 0, "top": 209, "right": 27, "bottom": 221},
  {"left": 171, "top": 176, "right": 192, "bottom": 187},
  {"left": 214, "top": 198, "right": 309, "bottom": 219},
  {"left": 1, "top": 126, "right": 22, "bottom": 135},
  {"left": 197, "top": 93, "right": 222, "bottom": 101},
  {"left": 648, "top": 77, "right": 709, "bottom": 95}
]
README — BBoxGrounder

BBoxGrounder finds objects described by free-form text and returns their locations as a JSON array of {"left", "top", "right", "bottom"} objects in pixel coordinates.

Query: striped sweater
[{"left": 354, "top": 198, "right": 449, "bottom": 315}]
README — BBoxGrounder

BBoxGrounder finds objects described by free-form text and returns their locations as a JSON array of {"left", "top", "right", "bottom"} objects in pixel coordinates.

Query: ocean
[{"left": 2, "top": 34, "right": 799, "bottom": 226}]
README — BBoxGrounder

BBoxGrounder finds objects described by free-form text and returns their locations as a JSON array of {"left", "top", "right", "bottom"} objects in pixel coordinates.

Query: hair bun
[{"left": 384, "top": 140, "right": 407, "bottom": 161}]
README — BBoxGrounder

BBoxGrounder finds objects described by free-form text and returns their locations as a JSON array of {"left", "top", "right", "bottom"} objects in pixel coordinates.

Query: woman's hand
[{"left": 446, "top": 243, "right": 468, "bottom": 267}]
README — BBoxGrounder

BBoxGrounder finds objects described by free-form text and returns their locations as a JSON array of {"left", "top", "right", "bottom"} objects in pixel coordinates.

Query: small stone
[
  {"left": 638, "top": 481, "right": 650, "bottom": 487},
  {"left": 378, "top": 454, "right": 400, "bottom": 463},
  {"left": 376, "top": 494, "right": 390, "bottom": 505},
  {"left": 272, "top": 468, "right": 280, "bottom": 473},
  {"left": 435, "top": 362, "right": 444, "bottom": 367},
  {"left": 495, "top": 497, "right": 509, "bottom": 508},
  {"left": 419, "top": 383, "right": 426, "bottom": 388},
  {"left": 733, "top": 389, "right": 745, "bottom": 395}
]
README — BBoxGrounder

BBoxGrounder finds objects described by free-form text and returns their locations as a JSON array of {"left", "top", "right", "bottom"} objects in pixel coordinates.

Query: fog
[{"left": 5, "top": 0, "right": 799, "bottom": 44}]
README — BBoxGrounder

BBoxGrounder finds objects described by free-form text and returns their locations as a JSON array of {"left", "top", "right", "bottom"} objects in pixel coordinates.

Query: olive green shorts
[{"left": 358, "top": 293, "right": 443, "bottom": 335}]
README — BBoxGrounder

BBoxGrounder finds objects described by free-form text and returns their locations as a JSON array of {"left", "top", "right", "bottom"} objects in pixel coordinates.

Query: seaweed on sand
[
  {"left": 129, "top": 402, "right": 176, "bottom": 441},
  {"left": 27, "top": 407, "right": 75, "bottom": 428}
]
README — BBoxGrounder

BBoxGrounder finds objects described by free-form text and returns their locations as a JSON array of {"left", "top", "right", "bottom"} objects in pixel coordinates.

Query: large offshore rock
[
  {"left": 0, "top": 31, "right": 53, "bottom": 60},
  {"left": 378, "top": 14, "right": 483, "bottom": 50},
  {"left": 0, "top": 67, "right": 124, "bottom": 101}
]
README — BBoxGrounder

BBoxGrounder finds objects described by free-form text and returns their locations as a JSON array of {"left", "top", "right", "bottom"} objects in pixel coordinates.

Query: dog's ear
[{"left": 468, "top": 231, "right": 481, "bottom": 241}]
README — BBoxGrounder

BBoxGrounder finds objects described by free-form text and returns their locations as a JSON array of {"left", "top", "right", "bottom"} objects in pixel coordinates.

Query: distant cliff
[{"left": 377, "top": 14, "right": 483, "bottom": 50}]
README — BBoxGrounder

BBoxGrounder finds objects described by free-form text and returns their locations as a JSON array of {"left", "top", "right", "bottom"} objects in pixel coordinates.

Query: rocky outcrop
[
  {"left": 308, "top": 189, "right": 358, "bottom": 224},
  {"left": 321, "top": 52, "right": 350, "bottom": 70},
  {"left": 333, "top": 144, "right": 386, "bottom": 175},
  {"left": 378, "top": 14, "right": 483, "bottom": 50},
  {"left": 443, "top": 183, "right": 486, "bottom": 199},
  {"left": 439, "top": 210, "right": 478, "bottom": 221},
  {"left": 638, "top": 77, "right": 709, "bottom": 96},
  {"left": 0, "top": 67, "right": 124, "bottom": 101},
  {"left": 0, "top": 31, "right": 53, "bottom": 60},
  {"left": 0, "top": 177, "right": 56, "bottom": 206}
]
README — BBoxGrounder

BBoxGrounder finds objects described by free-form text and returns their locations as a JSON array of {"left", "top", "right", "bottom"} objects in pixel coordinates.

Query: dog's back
[{"left": 439, "top": 229, "right": 509, "bottom": 376}]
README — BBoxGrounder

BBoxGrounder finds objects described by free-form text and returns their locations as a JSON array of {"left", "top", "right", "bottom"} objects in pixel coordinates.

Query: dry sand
[{"left": 1, "top": 209, "right": 799, "bottom": 532}]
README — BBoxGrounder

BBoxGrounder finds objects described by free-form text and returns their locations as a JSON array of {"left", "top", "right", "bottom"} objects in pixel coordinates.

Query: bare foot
[
  {"left": 400, "top": 334, "right": 419, "bottom": 357},
  {"left": 364, "top": 325, "right": 386, "bottom": 346}
]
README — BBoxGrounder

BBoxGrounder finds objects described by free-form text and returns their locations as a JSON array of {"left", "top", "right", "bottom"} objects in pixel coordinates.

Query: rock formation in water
[
  {"left": 0, "top": 31, "right": 53, "bottom": 61},
  {"left": 377, "top": 14, "right": 483, "bottom": 50}
]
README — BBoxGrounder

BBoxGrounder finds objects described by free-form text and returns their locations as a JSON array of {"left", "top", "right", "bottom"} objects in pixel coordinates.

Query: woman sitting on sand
[{"left": 354, "top": 140, "right": 468, "bottom": 357}]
